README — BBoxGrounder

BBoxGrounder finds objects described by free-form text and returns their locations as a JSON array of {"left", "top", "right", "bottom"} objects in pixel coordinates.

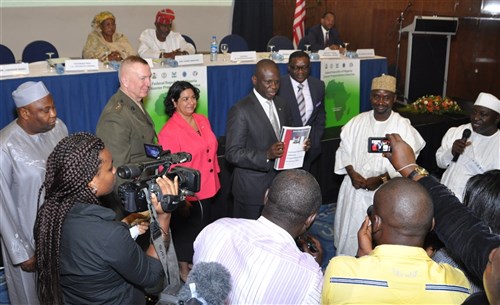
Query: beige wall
[{"left": 0, "top": 5, "right": 233, "bottom": 61}]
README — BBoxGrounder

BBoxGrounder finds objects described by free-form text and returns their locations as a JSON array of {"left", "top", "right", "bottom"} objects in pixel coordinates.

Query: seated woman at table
[
  {"left": 35, "top": 132, "right": 177, "bottom": 304},
  {"left": 158, "top": 81, "right": 221, "bottom": 282},
  {"left": 82, "top": 11, "right": 135, "bottom": 62}
]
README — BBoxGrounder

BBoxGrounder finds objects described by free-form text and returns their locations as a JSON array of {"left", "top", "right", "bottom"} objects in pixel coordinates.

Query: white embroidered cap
[
  {"left": 12, "top": 81, "right": 50, "bottom": 108},
  {"left": 474, "top": 92, "right": 500, "bottom": 114}
]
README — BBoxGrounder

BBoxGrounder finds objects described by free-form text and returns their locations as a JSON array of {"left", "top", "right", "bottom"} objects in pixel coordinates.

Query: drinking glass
[
  {"left": 305, "top": 44, "right": 311, "bottom": 54},
  {"left": 220, "top": 43, "right": 229, "bottom": 61},
  {"left": 103, "top": 51, "right": 110, "bottom": 69},
  {"left": 268, "top": 45, "right": 275, "bottom": 59},
  {"left": 343, "top": 42, "right": 349, "bottom": 55},
  {"left": 160, "top": 49, "right": 166, "bottom": 66},
  {"left": 46, "top": 52, "right": 55, "bottom": 72}
]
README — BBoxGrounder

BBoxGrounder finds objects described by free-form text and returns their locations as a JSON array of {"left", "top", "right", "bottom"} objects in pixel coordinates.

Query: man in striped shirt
[{"left": 193, "top": 169, "right": 323, "bottom": 304}]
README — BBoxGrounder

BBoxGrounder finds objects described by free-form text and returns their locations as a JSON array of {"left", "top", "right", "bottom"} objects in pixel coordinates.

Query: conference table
[{"left": 0, "top": 55, "right": 388, "bottom": 136}]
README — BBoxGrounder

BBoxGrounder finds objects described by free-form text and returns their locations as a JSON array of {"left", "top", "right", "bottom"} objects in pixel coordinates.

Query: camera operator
[{"left": 34, "top": 133, "right": 178, "bottom": 305}]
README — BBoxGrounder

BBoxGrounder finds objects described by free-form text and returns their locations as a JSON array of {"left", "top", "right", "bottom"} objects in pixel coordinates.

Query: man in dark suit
[
  {"left": 306, "top": 11, "right": 344, "bottom": 52},
  {"left": 225, "top": 59, "right": 293, "bottom": 219},
  {"left": 278, "top": 51, "right": 326, "bottom": 171}
]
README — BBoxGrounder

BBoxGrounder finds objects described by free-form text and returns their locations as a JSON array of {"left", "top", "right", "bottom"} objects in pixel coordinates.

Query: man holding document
[
  {"left": 225, "top": 59, "right": 310, "bottom": 219},
  {"left": 278, "top": 50, "right": 326, "bottom": 171}
]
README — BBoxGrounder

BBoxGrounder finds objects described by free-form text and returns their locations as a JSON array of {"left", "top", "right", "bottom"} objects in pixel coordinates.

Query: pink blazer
[{"left": 158, "top": 112, "right": 220, "bottom": 200}]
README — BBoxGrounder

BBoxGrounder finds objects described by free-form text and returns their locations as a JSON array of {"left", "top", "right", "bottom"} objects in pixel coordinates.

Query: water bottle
[{"left": 210, "top": 36, "right": 218, "bottom": 61}]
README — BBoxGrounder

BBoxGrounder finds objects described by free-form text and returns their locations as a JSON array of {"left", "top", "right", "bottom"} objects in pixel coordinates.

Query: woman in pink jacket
[{"left": 158, "top": 81, "right": 220, "bottom": 282}]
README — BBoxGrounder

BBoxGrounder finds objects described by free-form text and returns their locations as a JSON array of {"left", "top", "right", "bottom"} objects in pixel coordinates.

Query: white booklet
[{"left": 274, "top": 125, "right": 311, "bottom": 170}]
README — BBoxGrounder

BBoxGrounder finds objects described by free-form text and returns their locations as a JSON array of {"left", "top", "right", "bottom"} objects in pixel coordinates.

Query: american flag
[{"left": 292, "top": 0, "right": 306, "bottom": 49}]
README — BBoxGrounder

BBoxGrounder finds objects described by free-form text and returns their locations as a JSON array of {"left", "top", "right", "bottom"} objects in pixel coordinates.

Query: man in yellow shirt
[{"left": 322, "top": 178, "right": 470, "bottom": 304}]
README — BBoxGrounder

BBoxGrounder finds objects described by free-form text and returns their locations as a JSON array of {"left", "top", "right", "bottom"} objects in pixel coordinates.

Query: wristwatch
[{"left": 408, "top": 165, "right": 429, "bottom": 181}]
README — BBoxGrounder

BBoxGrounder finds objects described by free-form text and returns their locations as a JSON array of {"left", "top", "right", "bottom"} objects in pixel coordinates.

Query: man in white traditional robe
[
  {"left": 0, "top": 81, "right": 68, "bottom": 305},
  {"left": 436, "top": 92, "right": 500, "bottom": 201},
  {"left": 334, "top": 75, "right": 426, "bottom": 256},
  {"left": 138, "top": 8, "right": 195, "bottom": 59}
]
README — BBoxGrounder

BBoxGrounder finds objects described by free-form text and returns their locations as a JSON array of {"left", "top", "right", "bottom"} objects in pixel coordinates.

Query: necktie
[
  {"left": 324, "top": 31, "right": 329, "bottom": 48},
  {"left": 267, "top": 100, "right": 280, "bottom": 139},
  {"left": 297, "top": 83, "right": 306, "bottom": 125}
]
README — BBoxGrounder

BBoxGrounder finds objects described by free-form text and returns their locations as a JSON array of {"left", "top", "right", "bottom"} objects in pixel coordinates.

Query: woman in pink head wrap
[{"left": 82, "top": 11, "right": 136, "bottom": 62}]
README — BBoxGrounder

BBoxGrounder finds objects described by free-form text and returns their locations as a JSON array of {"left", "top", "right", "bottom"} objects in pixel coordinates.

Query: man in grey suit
[
  {"left": 225, "top": 59, "right": 294, "bottom": 219},
  {"left": 278, "top": 51, "right": 326, "bottom": 171}
]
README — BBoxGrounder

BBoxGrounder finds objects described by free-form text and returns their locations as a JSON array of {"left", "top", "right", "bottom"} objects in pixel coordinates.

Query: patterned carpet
[{"left": 308, "top": 203, "right": 336, "bottom": 270}]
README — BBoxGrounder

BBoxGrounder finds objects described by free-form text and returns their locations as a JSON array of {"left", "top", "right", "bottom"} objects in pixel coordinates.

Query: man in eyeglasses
[
  {"left": 277, "top": 51, "right": 326, "bottom": 172},
  {"left": 333, "top": 74, "right": 425, "bottom": 256}
]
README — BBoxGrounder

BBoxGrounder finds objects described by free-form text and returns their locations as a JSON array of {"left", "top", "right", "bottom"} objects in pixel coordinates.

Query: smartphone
[
  {"left": 144, "top": 143, "right": 163, "bottom": 159},
  {"left": 368, "top": 137, "right": 391, "bottom": 153}
]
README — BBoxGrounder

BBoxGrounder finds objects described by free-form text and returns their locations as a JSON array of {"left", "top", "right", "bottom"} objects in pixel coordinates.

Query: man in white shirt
[
  {"left": 138, "top": 8, "right": 195, "bottom": 59},
  {"left": 436, "top": 92, "right": 500, "bottom": 201}
]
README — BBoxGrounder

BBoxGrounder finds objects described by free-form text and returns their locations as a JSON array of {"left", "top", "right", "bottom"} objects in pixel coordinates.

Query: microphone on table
[
  {"left": 452, "top": 128, "right": 471, "bottom": 162},
  {"left": 176, "top": 262, "right": 232, "bottom": 305}
]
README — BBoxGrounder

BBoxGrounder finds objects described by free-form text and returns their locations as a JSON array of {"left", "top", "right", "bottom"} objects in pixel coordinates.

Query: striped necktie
[
  {"left": 297, "top": 83, "right": 306, "bottom": 125},
  {"left": 324, "top": 31, "right": 329, "bottom": 48},
  {"left": 267, "top": 100, "right": 280, "bottom": 138}
]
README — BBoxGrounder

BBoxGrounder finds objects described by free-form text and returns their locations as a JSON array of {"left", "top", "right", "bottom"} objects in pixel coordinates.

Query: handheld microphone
[{"left": 452, "top": 128, "right": 471, "bottom": 162}]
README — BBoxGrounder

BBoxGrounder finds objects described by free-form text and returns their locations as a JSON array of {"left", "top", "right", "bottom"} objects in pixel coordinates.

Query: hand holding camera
[
  {"left": 296, "top": 233, "right": 323, "bottom": 265},
  {"left": 151, "top": 175, "right": 179, "bottom": 216}
]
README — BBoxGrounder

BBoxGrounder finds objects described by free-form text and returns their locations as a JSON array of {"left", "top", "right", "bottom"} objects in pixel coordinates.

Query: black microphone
[
  {"left": 177, "top": 262, "right": 232, "bottom": 305},
  {"left": 452, "top": 128, "right": 471, "bottom": 162}
]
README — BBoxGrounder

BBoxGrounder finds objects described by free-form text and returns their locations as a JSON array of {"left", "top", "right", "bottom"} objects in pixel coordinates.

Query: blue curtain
[{"left": 232, "top": 0, "right": 274, "bottom": 52}]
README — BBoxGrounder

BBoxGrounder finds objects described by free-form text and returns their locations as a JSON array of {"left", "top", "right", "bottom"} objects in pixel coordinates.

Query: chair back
[
  {"left": 0, "top": 44, "right": 16, "bottom": 64},
  {"left": 267, "top": 35, "right": 294, "bottom": 52},
  {"left": 219, "top": 34, "right": 249, "bottom": 52},
  {"left": 182, "top": 35, "right": 197, "bottom": 53},
  {"left": 297, "top": 37, "right": 309, "bottom": 51},
  {"left": 22, "top": 40, "right": 59, "bottom": 63}
]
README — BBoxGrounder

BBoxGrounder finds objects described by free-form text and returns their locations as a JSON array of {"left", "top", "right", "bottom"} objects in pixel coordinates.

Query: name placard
[
  {"left": 0, "top": 63, "right": 29, "bottom": 77},
  {"left": 356, "top": 49, "right": 376, "bottom": 58},
  {"left": 175, "top": 54, "right": 204, "bottom": 66},
  {"left": 318, "top": 50, "right": 340, "bottom": 59},
  {"left": 230, "top": 51, "right": 257, "bottom": 62},
  {"left": 65, "top": 59, "right": 99, "bottom": 71}
]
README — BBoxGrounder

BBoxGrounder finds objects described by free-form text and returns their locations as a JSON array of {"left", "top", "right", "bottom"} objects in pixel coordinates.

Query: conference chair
[
  {"left": 0, "top": 44, "right": 16, "bottom": 64},
  {"left": 219, "top": 34, "right": 249, "bottom": 52},
  {"left": 182, "top": 35, "right": 197, "bottom": 53},
  {"left": 297, "top": 37, "right": 309, "bottom": 51},
  {"left": 267, "top": 35, "right": 294, "bottom": 52},
  {"left": 22, "top": 40, "right": 59, "bottom": 63}
]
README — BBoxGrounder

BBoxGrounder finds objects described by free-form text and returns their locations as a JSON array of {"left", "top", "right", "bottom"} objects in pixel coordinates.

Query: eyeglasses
[
  {"left": 371, "top": 93, "right": 394, "bottom": 102},
  {"left": 289, "top": 65, "right": 310, "bottom": 71}
]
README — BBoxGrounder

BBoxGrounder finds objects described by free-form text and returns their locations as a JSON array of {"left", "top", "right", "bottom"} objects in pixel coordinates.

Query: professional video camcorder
[{"left": 118, "top": 144, "right": 200, "bottom": 213}]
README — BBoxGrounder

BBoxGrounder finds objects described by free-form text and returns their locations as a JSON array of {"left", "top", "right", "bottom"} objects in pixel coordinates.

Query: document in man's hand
[{"left": 274, "top": 126, "right": 311, "bottom": 170}]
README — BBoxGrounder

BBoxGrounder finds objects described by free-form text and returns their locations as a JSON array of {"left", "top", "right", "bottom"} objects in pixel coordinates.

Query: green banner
[
  {"left": 321, "top": 59, "right": 361, "bottom": 127},
  {"left": 143, "top": 66, "right": 208, "bottom": 134}
]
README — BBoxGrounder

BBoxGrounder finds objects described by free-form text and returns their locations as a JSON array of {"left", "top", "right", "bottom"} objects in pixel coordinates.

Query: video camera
[{"left": 118, "top": 144, "right": 200, "bottom": 213}]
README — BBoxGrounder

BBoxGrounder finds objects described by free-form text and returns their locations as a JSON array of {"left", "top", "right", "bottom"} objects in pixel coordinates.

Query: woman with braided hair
[{"left": 34, "top": 132, "right": 177, "bottom": 305}]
